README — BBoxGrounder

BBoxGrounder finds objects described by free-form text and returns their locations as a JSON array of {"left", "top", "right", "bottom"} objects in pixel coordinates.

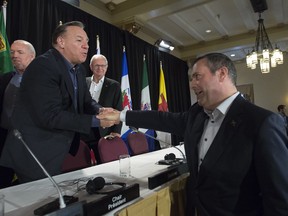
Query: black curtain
[{"left": 3, "top": 0, "right": 191, "bottom": 146}]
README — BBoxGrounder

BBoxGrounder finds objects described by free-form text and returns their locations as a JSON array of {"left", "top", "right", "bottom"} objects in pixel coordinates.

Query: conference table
[{"left": 1, "top": 145, "right": 189, "bottom": 216}]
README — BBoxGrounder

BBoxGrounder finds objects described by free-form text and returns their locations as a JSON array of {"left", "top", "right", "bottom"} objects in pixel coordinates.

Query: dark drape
[{"left": 4, "top": 0, "right": 191, "bottom": 146}]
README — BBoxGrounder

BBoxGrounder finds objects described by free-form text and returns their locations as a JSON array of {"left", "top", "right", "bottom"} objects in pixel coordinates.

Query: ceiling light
[
  {"left": 155, "top": 39, "right": 174, "bottom": 52},
  {"left": 246, "top": 12, "right": 283, "bottom": 73},
  {"left": 205, "top": 29, "right": 212, "bottom": 33}
]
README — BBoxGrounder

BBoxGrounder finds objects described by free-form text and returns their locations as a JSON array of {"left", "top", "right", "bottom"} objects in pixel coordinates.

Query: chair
[
  {"left": 127, "top": 132, "right": 149, "bottom": 156},
  {"left": 98, "top": 135, "right": 129, "bottom": 163},
  {"left": 61, "top": 140, "right": 96, "bottom": 173}
]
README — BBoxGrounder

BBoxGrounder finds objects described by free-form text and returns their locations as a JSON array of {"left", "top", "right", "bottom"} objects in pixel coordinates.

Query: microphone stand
[
  {"left": 129, "top": 127, "right": 186, "bottom": 162},
  {"left": 13, "top": 130, "right": 83, "bottom": 216},
  {"left": 13, "top": 129, "right": 66, "bottom": 209}
]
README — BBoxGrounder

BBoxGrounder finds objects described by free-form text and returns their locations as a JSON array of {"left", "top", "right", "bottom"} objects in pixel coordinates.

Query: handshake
[{"left": 97, "top": 108, "right": 122, "bottom": 128}]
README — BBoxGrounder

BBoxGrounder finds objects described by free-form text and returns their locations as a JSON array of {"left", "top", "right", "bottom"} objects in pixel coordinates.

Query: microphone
[
  {"left": 129, "top": 127, "right": 186, "bottom": 163},
  {"left": 13, "top": 129, "right": 82, "bottom": 215}
]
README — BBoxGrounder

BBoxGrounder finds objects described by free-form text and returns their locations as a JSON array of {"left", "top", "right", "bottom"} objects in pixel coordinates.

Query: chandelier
[{"left": 246, "top": 12, "right": 283, "bottom": 73}]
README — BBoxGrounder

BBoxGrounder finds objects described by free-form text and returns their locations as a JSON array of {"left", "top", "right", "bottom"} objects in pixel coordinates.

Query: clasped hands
[{"left": 97, "top": 108, "right": 121, "bottom": 128}]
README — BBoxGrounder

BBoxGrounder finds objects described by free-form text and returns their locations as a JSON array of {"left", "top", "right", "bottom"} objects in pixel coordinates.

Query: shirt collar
[
  {"left": 91, "top": 75, "right": 105, "bottom": 83},
  {"left": 204, "top": 92, "right": 239, "bottom": 118}
]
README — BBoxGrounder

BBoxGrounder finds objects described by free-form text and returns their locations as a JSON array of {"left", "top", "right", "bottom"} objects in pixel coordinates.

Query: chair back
[
  {"left": 127, "top": 132, "right": 149, "bottom": 155},
  {"left": 61, "top": 140, "right": 94, "bottom": 173},
  {"left": 98, "top": 136, "right": 129, "bottom": 163}
]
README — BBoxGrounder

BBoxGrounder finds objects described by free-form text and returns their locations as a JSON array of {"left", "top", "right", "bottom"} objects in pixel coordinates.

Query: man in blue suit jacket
[
  {"left": 0, "top": 21, "right": 115, "bottom": 183},
  {"left": 98, "top": 53, "right": 288, "bottom": 215}
]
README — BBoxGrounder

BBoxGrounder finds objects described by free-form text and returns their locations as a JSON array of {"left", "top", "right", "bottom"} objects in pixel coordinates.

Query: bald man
[{"left": 0, "top": 40, "right": 36, "bottom": 188}]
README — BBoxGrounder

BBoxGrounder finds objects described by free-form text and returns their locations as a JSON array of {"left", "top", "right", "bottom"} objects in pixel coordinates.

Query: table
[{"left": 1, "top": 145, "right": 188, "bottom": 215}]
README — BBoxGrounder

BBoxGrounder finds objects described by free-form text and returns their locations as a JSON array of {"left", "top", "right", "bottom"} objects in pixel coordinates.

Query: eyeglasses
[{"left": 94, "top": 64, "right": 107, "bottom": 69}]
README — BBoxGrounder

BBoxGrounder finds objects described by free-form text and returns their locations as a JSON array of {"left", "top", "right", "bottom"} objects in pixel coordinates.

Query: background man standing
[
  {"left": 0, "top": 40, "right": 35, "bottom": 188},
  {"left": 83, "top": 54, "right": 122, "bottom": 163}
]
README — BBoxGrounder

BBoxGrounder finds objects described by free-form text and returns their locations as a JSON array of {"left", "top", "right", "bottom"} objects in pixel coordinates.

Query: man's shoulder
[
  {"left": 104, "top": 77, "right": 121, "bottom": 90},
  {"left": 0, "top": 71, "right": 15, "bottom": 79},
  {"left": 105, "top": 77, "right": 120, "bottom": 85}
]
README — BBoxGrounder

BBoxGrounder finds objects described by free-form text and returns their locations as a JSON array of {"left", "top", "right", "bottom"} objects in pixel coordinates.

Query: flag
[
  {"left": 120, "top": 47, "right": 133, "bottom": 141},
  {"left": 157, "top": 62, "right": 171, "bottom": 148},
  {"left": 158, "top": 62, "right": 168, "bottom": 112},
  {"left": 96, "top": 35, "right": 100, "bottom": 54},
  {"left": 0, "top": 4, "right": 13, "bottom": 75},
  {"left": 139, "top": 54, "right": 155, "bottom": 151}
]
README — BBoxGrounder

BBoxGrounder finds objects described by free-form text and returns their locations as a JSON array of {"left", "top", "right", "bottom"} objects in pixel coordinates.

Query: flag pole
[
  {"left": 96, "top": 35, "right": 100, "bottom": 54},
  {"left": 2, "top": 0, "right": 7, "bottom": 27}
]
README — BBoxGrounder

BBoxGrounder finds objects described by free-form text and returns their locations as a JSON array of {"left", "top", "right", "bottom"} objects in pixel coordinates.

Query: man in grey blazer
[
  {"left": 0, "top": 21, "right": 115, "bottom": 183},
  {"left": 83, "top": 54, "right": 122, "bottom": 163},
  {"left": 98, "top": 53, "right": 288, "bottom": 215},
  {"left": 0, "top": 40, "right": 35, "bottom": 187}
]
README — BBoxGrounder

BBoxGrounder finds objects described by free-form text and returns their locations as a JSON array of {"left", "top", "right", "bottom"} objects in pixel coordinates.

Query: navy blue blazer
[
  {"left": 125, "top": 95, "right": 288, "bottom": 215},
  {"left": 0, "top": 49, "right": 101, "bottom": 182}
]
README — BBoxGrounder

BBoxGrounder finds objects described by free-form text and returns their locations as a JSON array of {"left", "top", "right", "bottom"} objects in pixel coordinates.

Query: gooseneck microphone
[
  {"left": 13, "top": 129, "right": 67, "bottom": 209},
  {"left": 13, "top": 129, "right": 82, "bottom": 215},
  {"left": 129, "top": 127, "right": 186, "bottom": 163}
]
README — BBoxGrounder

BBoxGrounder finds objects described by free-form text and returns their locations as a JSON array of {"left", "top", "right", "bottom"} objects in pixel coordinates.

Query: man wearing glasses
[{"left": 83, "top": 54, "right": 122, "bottom": 163}]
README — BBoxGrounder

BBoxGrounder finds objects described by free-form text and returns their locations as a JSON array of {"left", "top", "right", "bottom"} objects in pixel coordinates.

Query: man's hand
[
  {"left": 99, "top": 107, "right": 114, "bottom": 113},
  {"left": 97, "top": 109, "right": 121, "bottom": 122},
  {"left": 100, "top": 119, "right": 116, "bottom": 128},
  {"left": 110, "top": 132, "right": 121, "bottom": 137}
]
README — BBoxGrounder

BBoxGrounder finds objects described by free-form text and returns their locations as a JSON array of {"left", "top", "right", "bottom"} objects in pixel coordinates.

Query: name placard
[{"left": 84, "top": 183, "right": 140, "bottom": 216}]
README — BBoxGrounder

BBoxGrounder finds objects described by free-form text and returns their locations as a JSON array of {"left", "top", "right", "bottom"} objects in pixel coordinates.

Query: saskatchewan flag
[{"left": 0, "top": 9, "right": 13, "bottom": 74}]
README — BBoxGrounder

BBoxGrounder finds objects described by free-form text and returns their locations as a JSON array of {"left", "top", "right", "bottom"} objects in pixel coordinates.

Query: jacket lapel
[
  {"left": 51, "top": 49, "right": 75, "bottom": 108},
  {"left": 197, "top": 95, "right": 245, "bottom": 181},
  {"left": 189, "top": 111, "right": 208, "bottom": 177},
  {"left": 98, "top": 77, "right": 109, "bottom": 104}
]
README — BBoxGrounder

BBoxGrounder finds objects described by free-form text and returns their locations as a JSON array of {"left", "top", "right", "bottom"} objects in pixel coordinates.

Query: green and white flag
[
  {"left": 140, "top": 54, "right": 155, "bottom": 151},
  {"left": 0, "top": 5, "right": 13, "bottom": 75}
]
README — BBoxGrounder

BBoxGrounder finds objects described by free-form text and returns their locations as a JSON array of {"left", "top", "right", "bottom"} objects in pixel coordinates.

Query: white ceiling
[{"left": 85, "top": 0, "right": 288, "bottom": 62}]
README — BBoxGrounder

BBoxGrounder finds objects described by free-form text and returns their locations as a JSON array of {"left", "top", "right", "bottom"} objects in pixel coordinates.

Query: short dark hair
[
  {"left": 51, "top": 21, "right": 85, "bottom": 46},
  {"left": 193, "top": 53, "right": 237, "bottom": 86},
  {"left": 278, "top": 104, "right": 286, "bottom": 112}
]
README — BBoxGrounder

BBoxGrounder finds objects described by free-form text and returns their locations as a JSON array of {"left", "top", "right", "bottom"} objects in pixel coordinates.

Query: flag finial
[
  {"left": 123, "top": 46, "right": 126, "bottom": 52},
  {"left": 59, "top": 21, "right": 62, "bottom": 26},
  {"left": 2, "top": 1, "right": 8, "bottom": 7},
  {"left": 143, "top": 54, "right": 145, "bottom": 61}
]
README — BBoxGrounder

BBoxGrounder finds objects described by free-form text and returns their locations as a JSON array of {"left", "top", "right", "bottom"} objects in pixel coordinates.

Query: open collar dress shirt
[
  {"left": 198, "top": 92, "right": 240, "bottom": 169},
  {"left": 89, "top": 75, "right": 104, "bottom": 102}
]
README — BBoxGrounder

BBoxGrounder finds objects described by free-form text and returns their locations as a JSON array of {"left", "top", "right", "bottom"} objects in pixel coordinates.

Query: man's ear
[
  {"left": 217, "top": 66, "right": 228, "bottom": 82},
  {"left": 57, "top": 37, "right": 65, "bottom": 49}
]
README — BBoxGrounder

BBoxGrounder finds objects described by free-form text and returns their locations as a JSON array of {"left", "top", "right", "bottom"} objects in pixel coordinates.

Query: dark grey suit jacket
[
  {"left": 0, "top": 49, "right": 101, "bottom": 182},
  {"left": 125, "top": 95, "right": 288, "bottom": 215},
  {"left": 86, "top": 76, "right": 122, "bottom": 137},
  {"left": 0, "top": 72, "right": 15, "bottom": 154}
]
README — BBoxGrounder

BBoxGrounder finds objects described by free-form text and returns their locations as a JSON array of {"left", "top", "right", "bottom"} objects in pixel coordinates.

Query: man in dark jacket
[
  {"left": 0, "top": 21, "right": 115, "bottom": 183},
  {"left": 98, "top": 53, "right": 288, "bottom": 215},
  {"left": 0, "top": 40, "right": 35, "bottom": 188}
]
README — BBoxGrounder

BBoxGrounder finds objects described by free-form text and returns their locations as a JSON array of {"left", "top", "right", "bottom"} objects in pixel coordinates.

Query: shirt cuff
[
  {"left": 120, "top": 110, "right": 127, "bottom": 122},
  {"left": 91, "top": 116, "right": 100, "bottom": 127}
]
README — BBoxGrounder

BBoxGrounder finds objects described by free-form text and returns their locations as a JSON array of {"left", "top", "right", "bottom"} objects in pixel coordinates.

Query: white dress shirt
[
  {"left": 198, "top": 92, "right": 239, "bottom": 169},
  {"left": 89, "top": 76, "right": 104, "bottom": 102}
]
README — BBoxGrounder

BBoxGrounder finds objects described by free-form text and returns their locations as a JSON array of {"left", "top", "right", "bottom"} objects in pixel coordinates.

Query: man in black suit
[
  {"left": 0, "top": 21, "right": 115, "bottom": 183},
  {"left": 277, "top": 104, "right": 288, "bottom": 134},
  {"left": 0, "top": 40, "right": 36, "bottom": 188},
  {"left": 98, "top": 53, "right": 288, "bottom": 215},
  {"left": 82, "top": 54, "right": 122, "bottom": 163}
]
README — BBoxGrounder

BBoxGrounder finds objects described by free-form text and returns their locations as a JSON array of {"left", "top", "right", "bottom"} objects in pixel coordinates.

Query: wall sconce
[{"left": 155, "top": 39, "right": 174, "bottom": 52}]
